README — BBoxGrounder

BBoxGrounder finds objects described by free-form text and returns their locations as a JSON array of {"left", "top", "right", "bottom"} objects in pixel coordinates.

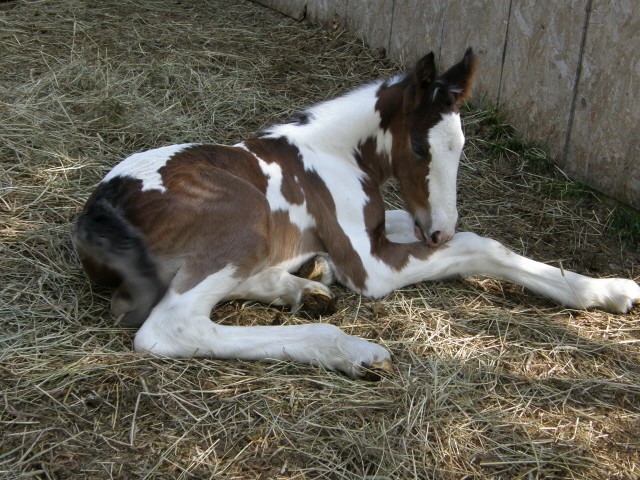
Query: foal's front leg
[{"left": 365, "top": 228, "right": 640, "bottom": 313}]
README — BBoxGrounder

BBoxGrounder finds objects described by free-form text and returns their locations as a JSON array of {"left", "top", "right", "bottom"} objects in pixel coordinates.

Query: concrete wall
[{"left": 254, "top": 0, "right": 640, "bottom": 210}]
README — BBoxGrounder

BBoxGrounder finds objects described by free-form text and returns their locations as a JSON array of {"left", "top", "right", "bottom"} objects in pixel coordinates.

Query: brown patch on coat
[
  {"left": 101, "top": 145, "right": 275, "bottom": 292},
  {"left": 243, "top": 137, "right": 306, "bottom": 206},
  {"left": 266, "top": 210, "right": 323, "bottom": 267},
  {"left": 160, "top": 144, "right": 269, "bottom": 195}
]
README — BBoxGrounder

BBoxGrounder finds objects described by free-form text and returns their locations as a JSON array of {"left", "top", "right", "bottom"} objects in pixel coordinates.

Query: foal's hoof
[
  {"left": 360, "top": 358, "right": 395, "bottom": 381},
  {"left": 592, "top": 278, "right": 640, "bottom": 313},
  {"left": 298, "top": 288, "right": 337, "bottom": 318}
]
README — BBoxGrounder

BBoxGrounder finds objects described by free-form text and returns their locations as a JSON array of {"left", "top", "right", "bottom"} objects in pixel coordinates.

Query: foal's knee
[{"left": 451, "top": 231, "right": 509, "bottom": 256}]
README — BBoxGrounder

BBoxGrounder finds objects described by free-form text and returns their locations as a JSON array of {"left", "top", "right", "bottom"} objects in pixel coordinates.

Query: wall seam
[
  {"left": 497, "top": 0, "right": 513, "bottom": 107},
  {"left": 563, "top": 0, "right": 592, "bottom": 170},
  {"left": 437, "top": 2, "right": 448, "bottom": 67},
  {"left": 387, "top": 0, "right": 396, "bottom": 56}
]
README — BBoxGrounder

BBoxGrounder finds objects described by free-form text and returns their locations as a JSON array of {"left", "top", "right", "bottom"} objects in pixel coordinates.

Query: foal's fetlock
[{"left": 296, "top": 255, "right": 336, "bottom": 286}]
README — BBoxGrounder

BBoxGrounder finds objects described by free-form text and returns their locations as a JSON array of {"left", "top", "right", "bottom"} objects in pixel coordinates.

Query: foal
[{"left": 74, "top": 49, "right": 640, "bottom": 378}]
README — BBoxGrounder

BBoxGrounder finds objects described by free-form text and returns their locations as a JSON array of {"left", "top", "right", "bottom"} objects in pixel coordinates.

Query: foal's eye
[{"left": 411, "top": 138, "right": 428, "bottom": 159}]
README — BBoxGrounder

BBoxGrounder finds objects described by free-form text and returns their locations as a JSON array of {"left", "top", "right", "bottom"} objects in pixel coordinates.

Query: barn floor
[{"left": 1, "top": 1, "right": 639, "bottom": 478}]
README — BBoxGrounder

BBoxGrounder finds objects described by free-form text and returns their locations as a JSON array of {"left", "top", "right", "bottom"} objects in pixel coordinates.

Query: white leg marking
[
  {"left": 134, "top": 265, "right": 390, "bottom": 377},
  {"left": 423, "top": 113, "right": 464, "bottom": 240},
  {"left": 441, "top": 233, "right": 640, "bottom": 312}
]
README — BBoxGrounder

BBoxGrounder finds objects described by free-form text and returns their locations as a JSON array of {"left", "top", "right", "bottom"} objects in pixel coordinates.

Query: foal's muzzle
[{"left": 414, "top": 218, "right": 456, "bottom": 247}]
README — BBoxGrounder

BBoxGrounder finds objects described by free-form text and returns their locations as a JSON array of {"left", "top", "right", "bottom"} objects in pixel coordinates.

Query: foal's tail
[{"left": 73, "top": 198, "right": 167, "bottom": 327}]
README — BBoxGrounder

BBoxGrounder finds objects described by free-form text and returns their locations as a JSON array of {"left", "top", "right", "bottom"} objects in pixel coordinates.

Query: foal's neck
[{"left": 264, "top": 81, "right": 396, "bottom": 163}]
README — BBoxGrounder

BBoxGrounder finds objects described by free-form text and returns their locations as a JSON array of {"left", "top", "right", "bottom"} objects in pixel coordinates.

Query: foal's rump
[
  {"left": 73, "top": 179, "right": 168, "bottom": 327},
  {"left": 73, "top": 144, "right": 278, "bottom": 325}
]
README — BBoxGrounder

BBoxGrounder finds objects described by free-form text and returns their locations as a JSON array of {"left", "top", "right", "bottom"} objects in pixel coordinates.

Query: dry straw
[{"left": 1, "top": 1, "right": 639, "bottom": 479}]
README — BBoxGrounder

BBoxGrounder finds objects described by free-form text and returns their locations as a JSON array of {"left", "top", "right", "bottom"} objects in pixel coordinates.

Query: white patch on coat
[
  {"left": 103, "top": 143, "right": 196, "bottom": 192},
  {"left": 376, "top": 128, "right": 393, "bottom": 156},
  {"left": 237, "top": 142, "right": 315, "bottom": 231},
  {"left": 384, "top": 210, "right": 420, "bottom": 243},
  {"left": 264, "top": 81, "right": 390, "bottom": 160}
]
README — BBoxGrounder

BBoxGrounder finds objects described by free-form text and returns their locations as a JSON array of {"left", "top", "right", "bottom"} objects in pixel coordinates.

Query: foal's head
[{"left": 383, "top": 49, "right": 476, "bottom": 247}]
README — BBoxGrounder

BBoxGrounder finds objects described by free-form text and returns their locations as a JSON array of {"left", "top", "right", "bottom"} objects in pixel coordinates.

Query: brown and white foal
[{"left": 74, "top": 49, "right": 640, "bottom": 378}]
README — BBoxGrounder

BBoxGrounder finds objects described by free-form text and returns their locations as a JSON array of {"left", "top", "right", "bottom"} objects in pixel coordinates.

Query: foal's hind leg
[{"left": 134, "top": 265, "right": 390, "bottom": 378}]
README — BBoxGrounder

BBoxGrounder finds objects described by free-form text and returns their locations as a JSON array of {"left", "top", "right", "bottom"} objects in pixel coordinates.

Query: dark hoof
[
  {"left": 359, "top": 358, "right": 395, "bottom": 381},
  {"left": 297, "top": 289, "right": 337, "bottom": 318}
]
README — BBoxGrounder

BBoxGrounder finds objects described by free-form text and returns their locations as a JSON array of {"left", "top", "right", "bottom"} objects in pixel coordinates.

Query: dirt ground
[{"left": 1, "top": 1, "right": 639, "bottom": 479}]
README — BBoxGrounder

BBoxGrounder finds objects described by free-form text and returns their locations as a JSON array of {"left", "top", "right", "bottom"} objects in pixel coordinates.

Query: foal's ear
[
  {"left": 407, "top": 52, "right": 437, "bottom": 110},
  {"left": 441, "top": 47, "right": 477, "bottom": 104},
  {"left": 415, "top": 52, "right": 437, "bottom": 87}
]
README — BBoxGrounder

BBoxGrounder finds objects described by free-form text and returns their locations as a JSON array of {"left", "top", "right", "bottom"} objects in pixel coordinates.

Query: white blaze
[{"left": 426, "top": 112, "right": 464, "bottom": 239}]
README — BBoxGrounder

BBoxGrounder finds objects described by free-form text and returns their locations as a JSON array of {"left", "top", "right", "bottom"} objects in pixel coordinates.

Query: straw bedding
[{"left": 1, "top": 1, "right": 639, "bottom": 478}]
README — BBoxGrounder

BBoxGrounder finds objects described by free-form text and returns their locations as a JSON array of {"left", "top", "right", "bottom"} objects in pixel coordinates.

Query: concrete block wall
[{"left": 255, "top": 0, "right": 639, "bottom": 210}]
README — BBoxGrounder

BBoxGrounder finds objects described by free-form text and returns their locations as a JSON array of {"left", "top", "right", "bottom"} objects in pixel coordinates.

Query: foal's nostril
[{"left": 430, "top": 231, "right": 441, "bottom": 245}]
